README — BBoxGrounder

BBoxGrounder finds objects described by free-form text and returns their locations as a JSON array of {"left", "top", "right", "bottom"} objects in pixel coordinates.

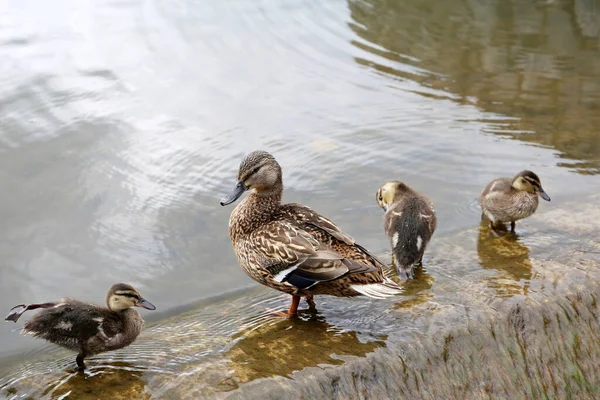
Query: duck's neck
[
  {"left": 120, "top": 308, "right": 144, "bottom": 338},
  {"left": 515, "top": 190, "right": 539, "bottom": 204},
  {"left": 229, "top": 186, "right": 283, "bottom": 239}
]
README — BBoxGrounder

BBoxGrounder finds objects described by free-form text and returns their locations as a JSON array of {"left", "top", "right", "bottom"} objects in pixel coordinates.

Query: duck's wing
[
  {"left": 481, "top": 177, "right": 513, "bottom": 199},
  {"left": 23, "top": 302, "right": 122, "bottom": 344},
  {"left": 282, "top": 203, "right": 355, "bottom": 245},
  {"left": 253, "top": 221, "right": 376, "bottom": 289},
  {"left": 480, "top": 177, "right": 516, "bottom": 216},
  {"left": 282, "top": 203, "right": 387, "bottom": 269}
]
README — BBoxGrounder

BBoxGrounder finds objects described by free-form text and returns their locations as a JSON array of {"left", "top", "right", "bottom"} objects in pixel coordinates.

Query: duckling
[
  {"left": 220, "top": 150, "right": 402, "bottom": 317},
  {"left": 479, "top": 170, "right": 550, "bottom": 235},
  {"left": 5, "top": 283, "right": 155, "bottom": 369},
  {"left": 376, "top": 181, "right": 437, "bottom": 280}
]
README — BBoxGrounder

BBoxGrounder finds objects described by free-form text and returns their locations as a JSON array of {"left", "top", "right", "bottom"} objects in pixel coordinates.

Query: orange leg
[
  {"left": 266, "top": 295, "right": 312, "bottom": 318},
  {"left": 265, "top": 295, "right": 302, "bottom": 318},
  {"left": 288, "top": 295, "right": 300, "bottom": 316}
]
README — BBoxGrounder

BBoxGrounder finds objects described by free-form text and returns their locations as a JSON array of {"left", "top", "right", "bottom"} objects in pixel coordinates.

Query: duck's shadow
[
  {"left": 382, "top": 260, "right": 435, "bottom": 308},
  {"left": 477, "top": 218, "right": 533, "bottom": 297},
  {"left": 226, "top": 310, "right": 387, "bottom": 384},
  {"left": 42, "top": 361, "right": 150, "bottom": 399}
]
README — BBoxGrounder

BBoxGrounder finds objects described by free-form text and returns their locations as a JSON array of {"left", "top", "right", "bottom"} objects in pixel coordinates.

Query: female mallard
[
  {"left": 480, "top": 170, "right": 550, "bottom": 235},
  {"left": 220, "top": 150, "right": 402, "bottom": 316},
  {"left": 376, "top": 181, "right": 437, "bottom": 280},
  {"left": 5, "top": 283, "right": 155, "bottom": 369}
]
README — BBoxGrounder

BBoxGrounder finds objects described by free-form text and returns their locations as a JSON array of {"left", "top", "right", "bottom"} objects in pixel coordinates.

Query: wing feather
[
  {"left": 23, "top": 302, "right": 122, "bottom": 344},
  {"left": 254, "top": 222, "right": 374, "bottom": 289},
  {"left": 283, "top": 203, "right": 356, "bottom": 245}
]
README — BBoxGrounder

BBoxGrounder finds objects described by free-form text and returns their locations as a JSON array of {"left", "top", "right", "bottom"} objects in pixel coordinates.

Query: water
[{"left": 1, "top": 0, "right": 599, "bottom": 398}]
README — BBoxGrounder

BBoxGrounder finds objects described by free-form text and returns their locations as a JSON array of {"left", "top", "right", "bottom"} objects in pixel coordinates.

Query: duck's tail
[{"left": 351, "top": 279, "right": 403, "bottom": 299}]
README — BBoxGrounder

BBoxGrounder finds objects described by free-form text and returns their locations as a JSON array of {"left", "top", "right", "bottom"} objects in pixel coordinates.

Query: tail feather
[{"left": 351, "top": 279, "right": 403, "bottom": 299}]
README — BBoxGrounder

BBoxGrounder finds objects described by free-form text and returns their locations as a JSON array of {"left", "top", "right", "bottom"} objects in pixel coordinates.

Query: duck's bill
[
  {"left": 220, "top": 181, "right": 247, "bottom": 206},
  {"left": 136, "top": 298, "right": 156, "bottom": 310},
  {"left": 538, "top": 189, "right": 551, "bottom": 201}
]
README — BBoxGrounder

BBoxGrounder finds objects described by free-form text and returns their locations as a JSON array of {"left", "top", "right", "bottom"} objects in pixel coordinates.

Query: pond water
[{"left": 1, "top": 0, "right": 599, "bottom": 398}]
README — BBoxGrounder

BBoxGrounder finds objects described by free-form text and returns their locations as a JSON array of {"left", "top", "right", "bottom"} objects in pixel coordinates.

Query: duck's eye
[{"left": 251, "top": 166, "right": 261, "bottom": 176}]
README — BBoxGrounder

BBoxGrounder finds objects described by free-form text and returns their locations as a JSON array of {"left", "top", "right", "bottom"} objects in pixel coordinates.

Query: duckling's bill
[
  {"left": 220, "top": 181, "right": 247, "bottom": 206},
  {"left": 539, "top": 189, "right": 551, "bottom": 201},
  {"left": 136, "top": 297, "right": 156, "bottom": 310}
]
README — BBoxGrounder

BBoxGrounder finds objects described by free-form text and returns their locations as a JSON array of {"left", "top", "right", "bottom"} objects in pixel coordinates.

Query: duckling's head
[
  {"left": 220, "top": 150, "right": 283, "bottom": 206},
  {"left": 106, "top": 283, "right": 156, "bottom": 312},
  {"left": 376, "top": 181, "right": 410, "bottom": 212},
  {"left": 511, "top": 170, "right": 551, "bottom": 201}
]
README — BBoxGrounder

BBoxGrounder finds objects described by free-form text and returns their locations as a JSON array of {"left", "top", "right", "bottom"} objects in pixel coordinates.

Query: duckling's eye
[
  {"left": 118, "top": 293, "right": 139, "bottom": 299},
  {"left": 379, "top": 195, "right": 383, "bottom": 201}
]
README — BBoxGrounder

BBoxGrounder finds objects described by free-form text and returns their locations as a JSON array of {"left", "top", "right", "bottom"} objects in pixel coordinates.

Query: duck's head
[
  {"left": 220, "top": 150, "right": 283, "bottom": 206},
  {"left": 106, "top": 283, "right": 156, "bottom": 312},
  {"left": 511, "top": 170, "right": 551, "bottom": 201},
  {"left": 376, "top": 181, "right": 410, "bottom": 212}
]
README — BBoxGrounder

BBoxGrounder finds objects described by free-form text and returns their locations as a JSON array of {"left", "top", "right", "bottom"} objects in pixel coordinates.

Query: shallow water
[{"left": 1, "top": 0, "right": 600, "bottom": 398}]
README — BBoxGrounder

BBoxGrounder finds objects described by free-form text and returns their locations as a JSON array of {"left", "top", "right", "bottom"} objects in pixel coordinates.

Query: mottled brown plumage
[
  {"left": 220, "top": 151, "right": 402, "bottom": 316},
  {"left": 376, "top": 181, "right": 437, "bottom": 280},
  {"left": 5, "top": 283, "right": 155, "bottom": 369},
  {"left": 479, "top": 170, "right": 550, "bottom": 235}
]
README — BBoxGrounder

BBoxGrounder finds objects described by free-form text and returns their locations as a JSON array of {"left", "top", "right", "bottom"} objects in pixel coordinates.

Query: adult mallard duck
[
  {"left": 479, "top": 170, "right": 550, "bottom": 235},
  {"left": 5, "top": 283, "right": 155, "bottom": 369},
  {"left": 220, "top": 150, "right": 402, "bottom": 316},
  {"left": 376, "top": 181, "right": 437, "bottom": 280}
]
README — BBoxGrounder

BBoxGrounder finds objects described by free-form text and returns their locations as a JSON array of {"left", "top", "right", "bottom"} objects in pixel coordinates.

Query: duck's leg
[
  {"left": 510, "top": 221, "right": 516, "bottom": 233},
  {"left": 264, "top": 295, "right": 299, "bottom": 318},
  {"left": 305, "top": 295, "right": 316, "bottom": 311},
  {"left": 489, "top": 221, "right": 503, "bottom": 237},
  {"left": 265, "top": 295, "right": 302, "bottom": 318},
  {"left": 5, "top": 302, "right": 56, "bottom": 322},
  {"left": 288, "top": 295, "right": 300, "bottom": 316},
  {"left": 76, "top": 351, "right": 87, "bottom": 370}
]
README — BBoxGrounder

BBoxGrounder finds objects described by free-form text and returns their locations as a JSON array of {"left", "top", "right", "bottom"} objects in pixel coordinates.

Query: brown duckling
[
  {"left": 220, "top": 150, "right": 402, "bottom": 317},
  {"left": 5, "top": 283, "right": 155, "bottom": 369},
  {"left": 376, "top": 181, "right": 437, "bottom": 280},
  {"left": 480, "top": 170, "right": 550, "bottom": 235}
]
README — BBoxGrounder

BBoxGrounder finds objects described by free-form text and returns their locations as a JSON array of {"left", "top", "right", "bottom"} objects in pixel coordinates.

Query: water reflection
[
  {"left": 394, "top": 264, "right": 435, "bottom": 308},
  {"left": 0, "top": 360, "right": 151, "bottom": 400},
  {"left": 227, "top": 315, "right": 386, "bottom": 382},
  {"left": 44, "top": 363, "right": 149, "bottom": 400},
  {"left": 348, "top": 0, "right": 600, "bottom": 174},
  {"left": 477, "top": 219, "right": 533, "bottom": 297}
]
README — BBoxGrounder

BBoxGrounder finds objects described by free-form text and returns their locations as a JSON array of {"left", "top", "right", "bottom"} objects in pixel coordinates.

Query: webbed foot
[{"left": 5, "top": 305, "right": 27, "bottom": 322}]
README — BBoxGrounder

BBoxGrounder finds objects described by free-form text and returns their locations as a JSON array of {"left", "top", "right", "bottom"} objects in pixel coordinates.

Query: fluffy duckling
[
  {"left": 5, "top": 283, "right": 155, "bottom": 369},
  {"left": 480, "top": 170, "right": 550, "bottom": 235},
  {"left": 220, "top": 150, "right": 402, "bottom": 317},
  {"left": 376, "top": 181, "right": 437, "bottom": 280}
]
